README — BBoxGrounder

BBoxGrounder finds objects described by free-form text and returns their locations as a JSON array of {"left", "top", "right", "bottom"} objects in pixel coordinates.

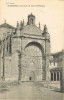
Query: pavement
[{"left": 0, "top": 82, "right": 64, "bottom": 100}]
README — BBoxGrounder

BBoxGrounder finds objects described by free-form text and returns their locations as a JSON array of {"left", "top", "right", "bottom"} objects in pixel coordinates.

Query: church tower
[{"left": 27, "top": 13, "right": 35, "bottom": 25}]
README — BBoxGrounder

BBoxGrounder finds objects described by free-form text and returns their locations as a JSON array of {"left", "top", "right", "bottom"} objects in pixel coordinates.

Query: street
[{"left": 0, "top": 82, "right": 64, "bottom": 100}]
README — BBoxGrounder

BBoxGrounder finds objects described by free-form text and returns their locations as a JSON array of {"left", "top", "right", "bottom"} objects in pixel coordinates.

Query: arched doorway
[{"left": 29, "top": 71, "right": 35, "bottom": 81}]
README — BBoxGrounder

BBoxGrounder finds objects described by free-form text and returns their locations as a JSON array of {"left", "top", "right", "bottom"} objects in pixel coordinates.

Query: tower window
[
  {"left": 28, "top": 14, "right": 35, "bottom": 25},
  {"left": 31, "top": 18, "right": 33, "bottom": 24}
]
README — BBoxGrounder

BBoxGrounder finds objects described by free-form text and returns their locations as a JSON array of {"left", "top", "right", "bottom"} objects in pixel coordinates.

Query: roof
[
  {"left": 21, "top": 25, "right": 43, "bottom": 36},
  {"left": 51, "top": 51, "right": 62, "bottom": 56},
  {"left": 0, "top": 23, "right": 15, "bottom": 29},
  {"left": 50, "top": 67, "right": 62, "bottom": 71},
  {"left": 28, "top": 13, "right": 35, "bottom": 17}
]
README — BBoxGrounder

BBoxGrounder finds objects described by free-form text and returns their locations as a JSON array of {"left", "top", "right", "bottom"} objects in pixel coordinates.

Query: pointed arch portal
[{"left": 22, "top": 42, "right": 45, "bottom": 81}]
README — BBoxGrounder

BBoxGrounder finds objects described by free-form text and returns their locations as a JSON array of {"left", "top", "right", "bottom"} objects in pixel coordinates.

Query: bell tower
[{"left": 27, "top": 13, "right": 35, "bottom": 25}]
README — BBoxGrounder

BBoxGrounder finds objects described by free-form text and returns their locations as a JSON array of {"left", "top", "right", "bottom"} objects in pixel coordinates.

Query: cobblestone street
[{"left": 0, "top": 82, "right": 64, "bottom": 100}]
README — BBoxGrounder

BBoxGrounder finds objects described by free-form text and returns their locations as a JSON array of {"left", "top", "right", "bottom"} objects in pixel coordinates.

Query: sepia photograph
[{"left": 0, "top": 0, "right": 64, "bottom": 100}]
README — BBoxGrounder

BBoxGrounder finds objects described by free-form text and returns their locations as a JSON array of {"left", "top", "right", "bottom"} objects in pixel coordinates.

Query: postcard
[{"left": 0, "top": 0, "right": 64, "bottom": 100}]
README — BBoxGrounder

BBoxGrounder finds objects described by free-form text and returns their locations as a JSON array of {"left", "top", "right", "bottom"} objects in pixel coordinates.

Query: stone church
[{"left": 0, "top": 13, "right": 64, "bottom": 91}]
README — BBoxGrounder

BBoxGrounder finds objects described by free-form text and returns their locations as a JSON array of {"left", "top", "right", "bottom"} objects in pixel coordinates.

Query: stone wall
[
  {"left": 12, "top": 37, "right": 21, "bottom": 54},
  {"left": 11, "top": 52, "right": 19, "bottom": 81},
  {"left": 4, "top": 56, "right": 11, "bottom": 81}
]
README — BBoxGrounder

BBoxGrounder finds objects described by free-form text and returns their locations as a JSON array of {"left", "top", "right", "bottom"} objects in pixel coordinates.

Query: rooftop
[
  {"left": 50, "top": 67, "right": 62, "bottom": 71},
  {"left": 21, "top": 24, "right": 43, "bottom": 36},
  {"left": 0, "top": 22, "right": 15, "bottom": 29},
  {"left": 51, "top": 51, "right": 63, "bottom": 58}
]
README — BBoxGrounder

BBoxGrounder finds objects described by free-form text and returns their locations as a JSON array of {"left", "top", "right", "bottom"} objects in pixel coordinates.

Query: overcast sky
[{"left": 0, "top": 0, "right": 64, "bottom": 53}]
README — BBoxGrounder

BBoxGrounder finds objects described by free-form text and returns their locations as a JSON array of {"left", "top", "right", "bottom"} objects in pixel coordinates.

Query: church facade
[
  {"left": 0, "top": 13, "right": 64, "bottom": 91},
  {"left": 0, "top": 13, "right": 50, "bottom": 82}
]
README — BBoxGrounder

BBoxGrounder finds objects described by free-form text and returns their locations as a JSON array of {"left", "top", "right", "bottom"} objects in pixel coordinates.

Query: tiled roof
[
  {"left": 50, "top": 67, "right": 62, "bottom": 71},
  {"left": 51, "top": 51, "right": 62, "bottom": 56},
  {"left": 0, "top": 23, "right": 15, "bottom": 29},
  {"left": 21, "top": 25, "right": 43, "bottom": 36}
]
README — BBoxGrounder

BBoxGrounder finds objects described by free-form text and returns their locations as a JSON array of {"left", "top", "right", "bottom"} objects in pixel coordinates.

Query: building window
[
  {"left": 51, "top": 72, "right": 53, "bottom": 81},
  {"left": 54, "top": 62, "right": 55, "bottom": 66},
  {"left": 7, "top": 42, "right": 8, "bottom": 52},
  {"left": 60, "top": 72, "right": 62, "bottom": 80},
  {"left": 9, "top": 35, "right": 11, "bottom": 54},
  {"left": 6, "top": 35, "right": 11, "bottom": 54},
  {"left": 54, "top": 72, "right": 56, "bottom": 81},
  {"left": 55, "top": 62, "right": 57, "bottom": 67},
  {"left": 51, "top": 71, "right": 62, "bottom": 81},
  {"left": 57, "top": 72, "right": 59, "bottom": 81}
]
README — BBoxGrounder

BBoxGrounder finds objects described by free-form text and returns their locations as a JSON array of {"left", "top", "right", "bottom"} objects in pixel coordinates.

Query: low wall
[{"left": 35, "top": 81, "right": 60, "bottom": 90}]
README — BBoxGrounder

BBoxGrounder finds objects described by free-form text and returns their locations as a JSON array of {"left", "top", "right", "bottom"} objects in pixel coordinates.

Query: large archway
[{"left": 22, "top": 42, "right": 44, "bottom": 81}]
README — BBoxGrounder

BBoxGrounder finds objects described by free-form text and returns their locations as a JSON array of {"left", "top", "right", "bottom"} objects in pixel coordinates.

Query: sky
[{"left": 0, "top": 0, "right": 64, "bottom": 53}]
